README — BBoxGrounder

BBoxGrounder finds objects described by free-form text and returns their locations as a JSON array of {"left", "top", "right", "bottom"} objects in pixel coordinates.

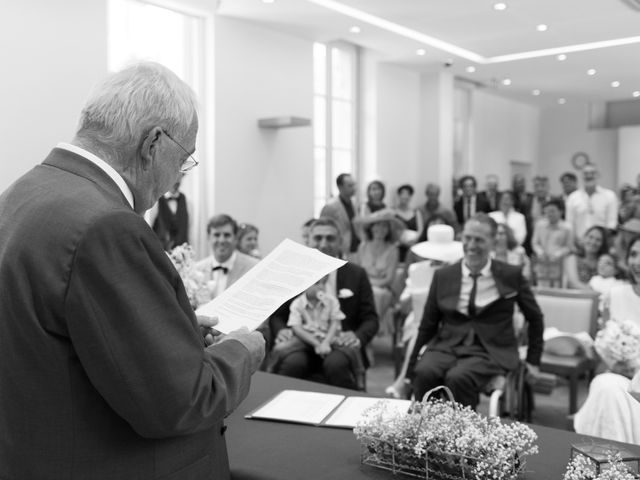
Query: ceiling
[{"left": 216, "top": 0, "right": 640, "bottom": 107}]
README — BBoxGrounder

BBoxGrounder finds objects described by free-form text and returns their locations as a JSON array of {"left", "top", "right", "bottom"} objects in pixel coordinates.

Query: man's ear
[{"left": 139, "top": 126, "right": 163, "bottom": 170}]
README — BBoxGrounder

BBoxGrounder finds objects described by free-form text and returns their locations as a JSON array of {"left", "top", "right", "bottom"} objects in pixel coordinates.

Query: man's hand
[
  {"left": 333, "top": 331, "right": 361, "bottom": 349},
  {"left": 218, "top": 327, "right": 265, "bottom": 373},
  {"left": 526, "top": 363, "right": 541, "bottom": 380},
  {"left": 197, "top": 315, "right": 220, "bottom": 346},
  {"left": 275, "top": 327, "right": 293, "bottom": 345}
]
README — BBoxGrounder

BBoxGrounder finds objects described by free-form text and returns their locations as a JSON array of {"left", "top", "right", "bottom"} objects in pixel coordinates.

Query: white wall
[
  {"left": 618, "top": 126, "right": 640, "bottom": 187},
  {"left": 538, "top": 102, "right": 618, "bottom": 195},
  {"left": 213, "top": 17, "right": 314, "bottom": 253},
  {"left": 471, "top": 90, "right": 540, "bottom": 193},
  {"left": 0, "top": 0, "right": 108, "bottom": 194},
  {"left": 374, "top": 63, "right": 421, "bottom": 205}
]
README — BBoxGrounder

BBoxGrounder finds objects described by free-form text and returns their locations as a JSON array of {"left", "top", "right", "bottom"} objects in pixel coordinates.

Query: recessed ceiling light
[
  {"left": 612, "top": 81, "right": 621, "bottom": 88},
  {"left": 416, "top": 48, "right": 427, "bottom": 56},
  {"left": 466, "top": 66, "right": 476, "bottom": 73},
  {"left": 634, "top": 91, "right": 640, "bottom": 98},
  {"left": 587, "top": 69, "right": 597, "bottom": 76},
  {"left": 502, "top": 78, "right": 512, "bottom": 86},
  {"left": 262, "top": 0, "right": 275, "bottom": 3},
  {"left": 558, "top": 98, "right": 566, "bottom": 104},
  {"left": 493, "top": 3, "right": 507, "bottom": 11},
  {"left": 536, "top": 24, "right": 548, "bottom": 32},
  {"left": 556, "top": 54, "right": 567, "bottom": 61},
  {"left": 532, "top": 89, "right": 541, "bottom": 96},
  {"left": 349, "top": 26, "right": 361, "bottom": 34}
]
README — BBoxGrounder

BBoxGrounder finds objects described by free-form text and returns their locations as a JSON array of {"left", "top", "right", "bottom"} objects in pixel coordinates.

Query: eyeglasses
[{"left": 162, "top": 129, "right": 199, "bottom": 173}]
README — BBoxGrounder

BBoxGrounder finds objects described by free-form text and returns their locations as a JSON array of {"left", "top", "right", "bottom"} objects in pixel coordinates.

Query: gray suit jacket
[
  {"left": 194, "top": 251, "right": 259, "bottom": 292},
  {"left": 320, "top": 196, "right": 357, "bottom": 256},
  {"left": 0, "top": 148, "right": 254, "bottom": 479}
]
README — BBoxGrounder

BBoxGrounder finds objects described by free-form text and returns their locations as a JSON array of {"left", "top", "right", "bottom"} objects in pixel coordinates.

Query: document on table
[
  {"left": 195, "top": 238, "right": 346, "bottom": 334},
  {"left": 245, "top": 389, "right": 414, "bottom": 429}
]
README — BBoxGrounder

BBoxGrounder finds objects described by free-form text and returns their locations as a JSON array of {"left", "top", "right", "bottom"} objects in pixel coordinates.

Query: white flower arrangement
[
  {"left": 594, "top": 319, "right": 640, "bottom": 379},
  {"left": 563, "top": 453, "right": 637, "bottom": 480},
  {"left": 168, "top": 243, "right": 212, "bottom": 309},
  {"left": 354, "top": 387, "right": 538, "bottom": 480}
]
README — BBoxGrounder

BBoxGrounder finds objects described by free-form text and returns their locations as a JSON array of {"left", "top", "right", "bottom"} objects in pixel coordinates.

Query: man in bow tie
[
  {"left": 406, "top": 213, "right": 544, "bottom": 408},
  {"left": 269, "top": 217, "right": 379, "bottom": 390},
  {"left": 194, "top": 214, "right": 259, "bottom": 300}
]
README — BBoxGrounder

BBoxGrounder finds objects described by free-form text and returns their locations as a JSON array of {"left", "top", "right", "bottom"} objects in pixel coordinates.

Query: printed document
[{"left": 196, "top": 239, "right": 346, "bottom": 333}]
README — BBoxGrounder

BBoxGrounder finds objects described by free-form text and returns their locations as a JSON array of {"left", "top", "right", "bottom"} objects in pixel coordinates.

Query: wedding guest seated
[
  {"left": 488, "top": 190, "right": 527, "bottom": 246},
  {"left": 574, "top": 236, "right": 640, "bottom": 443},
  {"left": 271, "top": 217, "right": 379, "bottom": 389},
  {"left": 589, "top": 252, "right": 625, "bottom": 298},
  {"left": 360, "top": 180, "right": 387, "bottom": 216},
  {"left": 267, "top": 276, "right": 364, "bottom": 383},
  {"left": 531, "top": 199, "right": 573, "bottom": 288},
  {"left": 406, "top": 213, "right": 544, "bottom": 409},
  {"left": 237, "top": 222, "right": 261, "bottom": 258},
  {"left": 354, "top": 209, "right": 403, "bottom": 335},
  {"left": 493, "top": 222, "right": 531, "bottom": 280},
  {"left": 194, "top": 214, "right": 259, "bottom": 300},
  {"left": 417, "top": 183, "right": 459, "bottom": 241},
  {"left": 385, "top": 224, "right": 463, "bottom": 398},
  {"left": 564, "top": 225, "right": 609, "bottom": 290},
  {"left": 393, "top": 184, "right": 424, "bottom": 262}
]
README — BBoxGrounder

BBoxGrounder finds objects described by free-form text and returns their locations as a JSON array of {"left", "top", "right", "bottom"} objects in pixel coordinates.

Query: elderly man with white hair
[{"left": 0, "top": 62, "right": 264, "bottom": 480}]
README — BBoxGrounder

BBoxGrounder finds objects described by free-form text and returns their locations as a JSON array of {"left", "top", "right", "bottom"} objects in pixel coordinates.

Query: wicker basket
[{"left": 358, "top": 386, "right": 526, "bottom": 480}]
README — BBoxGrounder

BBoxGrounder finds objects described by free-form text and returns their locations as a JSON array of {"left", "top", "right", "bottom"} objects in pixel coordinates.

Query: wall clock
[{"left": 571, "top": 152, "right": 590, "bottom": 170}]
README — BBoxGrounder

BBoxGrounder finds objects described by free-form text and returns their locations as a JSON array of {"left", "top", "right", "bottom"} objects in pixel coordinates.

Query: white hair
[{"left": 76, "top": 62, "right": 197, "bottom": 163}]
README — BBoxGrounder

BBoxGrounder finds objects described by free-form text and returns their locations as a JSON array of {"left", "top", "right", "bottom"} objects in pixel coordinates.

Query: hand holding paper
[{"left": 196, "top": 239, "right": 346, "bottom": 333}]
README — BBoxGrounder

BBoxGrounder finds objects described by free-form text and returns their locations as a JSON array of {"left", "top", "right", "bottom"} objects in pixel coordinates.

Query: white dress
[{"left": 574, "top": 284, "right": 640, "bottom": 443}]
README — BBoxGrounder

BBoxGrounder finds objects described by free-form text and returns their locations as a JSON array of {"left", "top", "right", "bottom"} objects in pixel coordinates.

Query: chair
[{"left": 533, "top": 287, "right": 600, "bottom": 414}]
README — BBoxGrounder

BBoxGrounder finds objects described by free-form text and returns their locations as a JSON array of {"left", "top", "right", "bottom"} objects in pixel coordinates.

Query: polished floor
[{"left": 365, "top": 334, "right": 589, "bottom": 430}]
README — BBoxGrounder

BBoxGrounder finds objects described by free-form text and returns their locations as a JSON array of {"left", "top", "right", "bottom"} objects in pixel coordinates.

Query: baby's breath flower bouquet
[
  {"left": 354, "top": 386, "right": 538, "bottom": 480},
  {"left": 168, "top": 243, "right": 212, "bottom": 309},
  {"left": 594, "top": 319, "right": 640, "bottom": 379},
  {"left": 564, "top": 453, "right": 638, "bottom": 480}
]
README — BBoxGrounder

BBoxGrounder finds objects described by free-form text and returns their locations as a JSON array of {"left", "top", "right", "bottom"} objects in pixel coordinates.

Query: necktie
[
  {"left": 212, "top": 265, "right": 229, "bottom": 274},
  {"left": 467, "top": 272, "right": 480, "bottom": 317},
  {"left": 464, "top": 272, "right": 481, "bottom": 347},
  {"left": 465, "top": 198, "right": 471, "bottom": 221}
]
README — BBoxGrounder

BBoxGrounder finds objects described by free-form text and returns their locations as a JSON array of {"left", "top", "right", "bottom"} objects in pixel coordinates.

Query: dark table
[{"left": 227, "top": 372, "right": 640, "bottom": 479}]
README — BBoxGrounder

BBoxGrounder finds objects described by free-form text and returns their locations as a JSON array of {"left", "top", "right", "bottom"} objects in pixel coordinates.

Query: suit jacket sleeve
[
  {"left": 340, "top": 265, "right": 379, "bottom": 347},
  {"left": 406, "top": 269, "right": 443, "bottom": 378},
  {"left": 65, "top": 212, "right": 254, "bottom": 438},
  {"left": 516, "top": 272, "right": 545, "bottom": 365}
]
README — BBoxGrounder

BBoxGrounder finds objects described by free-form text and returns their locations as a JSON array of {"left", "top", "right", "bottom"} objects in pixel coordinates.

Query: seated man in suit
[
  {"left": 195, "top": 214, "right": 259, "bottom": 300},
  {"left": 270, "top": 217, "right": 379, "bottom": 389},
  {"left": 407, "top": 213, "right": 544, "bottom": 409}
]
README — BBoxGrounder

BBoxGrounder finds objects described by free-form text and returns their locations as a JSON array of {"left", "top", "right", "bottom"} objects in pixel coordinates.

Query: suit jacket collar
[{"left": 43, "top": 148, "right": 133, "bottom": 210}]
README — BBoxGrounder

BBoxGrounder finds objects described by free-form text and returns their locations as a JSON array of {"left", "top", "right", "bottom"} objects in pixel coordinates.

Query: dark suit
[
  {"left": 478, "top": 190, "right": 502, "bottom": 212},
  {"left": 270, "top": 262, "right": 379, "bottom": 389},
  {"left": 0, "top": 149, "right": 254, "bottom": 479},
  {"left": 407, "top": 260, "right": 543, "bottom": 407},
  {"left": 453, "top": 194, "right": 491, "bottom": 226}
]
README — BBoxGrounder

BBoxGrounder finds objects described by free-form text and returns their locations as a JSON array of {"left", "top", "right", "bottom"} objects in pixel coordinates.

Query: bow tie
[
  {"left": 166, "top": 194, "right": 180, "bottom": 201},
  {"left": 212, "top": 265, "right": 229, "bottom": 274}
]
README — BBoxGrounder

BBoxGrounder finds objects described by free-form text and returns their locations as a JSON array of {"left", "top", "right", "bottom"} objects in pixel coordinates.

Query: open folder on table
[
  {"left": 196, "top": 239, "right": 346, "bottom": 334},
  {"left": 245, "top": 389, "right": 413, "bottom": 429}
]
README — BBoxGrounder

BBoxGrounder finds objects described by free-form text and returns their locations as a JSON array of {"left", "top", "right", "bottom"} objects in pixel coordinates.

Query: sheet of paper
[
  {"left": 323, "top": 397, "right": 413, "bottom": 429},
  {"left": 196, "top": 238, "right": 346, "bottom": 333},
  {"left": 247, "top": 390, "right": 346, "bottom": 425}
]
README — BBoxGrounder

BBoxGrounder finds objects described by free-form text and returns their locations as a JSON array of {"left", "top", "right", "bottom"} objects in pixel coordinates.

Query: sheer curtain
[{"left": 108, "top": 0, "right": 214, "bottom": 258}]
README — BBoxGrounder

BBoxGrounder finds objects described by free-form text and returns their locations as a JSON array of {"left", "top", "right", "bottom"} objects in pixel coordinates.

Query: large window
[
  {"left": 108, "top": 0, "right": 213, "bottom": 257},
  {"left": 313, "top": 42, "right": 358, "bottom": 215}
]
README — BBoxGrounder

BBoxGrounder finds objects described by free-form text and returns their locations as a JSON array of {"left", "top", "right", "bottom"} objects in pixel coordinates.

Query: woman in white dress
[
  {"left": 574, "top": 235, "right": 640, "bottom": 443},
  {"left": 488, "top": 191, "right": 527, "bottom": 246}
]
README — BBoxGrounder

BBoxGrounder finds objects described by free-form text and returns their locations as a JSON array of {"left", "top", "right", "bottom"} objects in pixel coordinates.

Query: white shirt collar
[
  {"left": 462, "top": 257, "right": 492, "bottom": 277},
  {"left": 56, "top": 142, "right": 134, "bottom": 209},
  {"left": 213, "top": 251, "right": 237, "bottom": 270}
]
